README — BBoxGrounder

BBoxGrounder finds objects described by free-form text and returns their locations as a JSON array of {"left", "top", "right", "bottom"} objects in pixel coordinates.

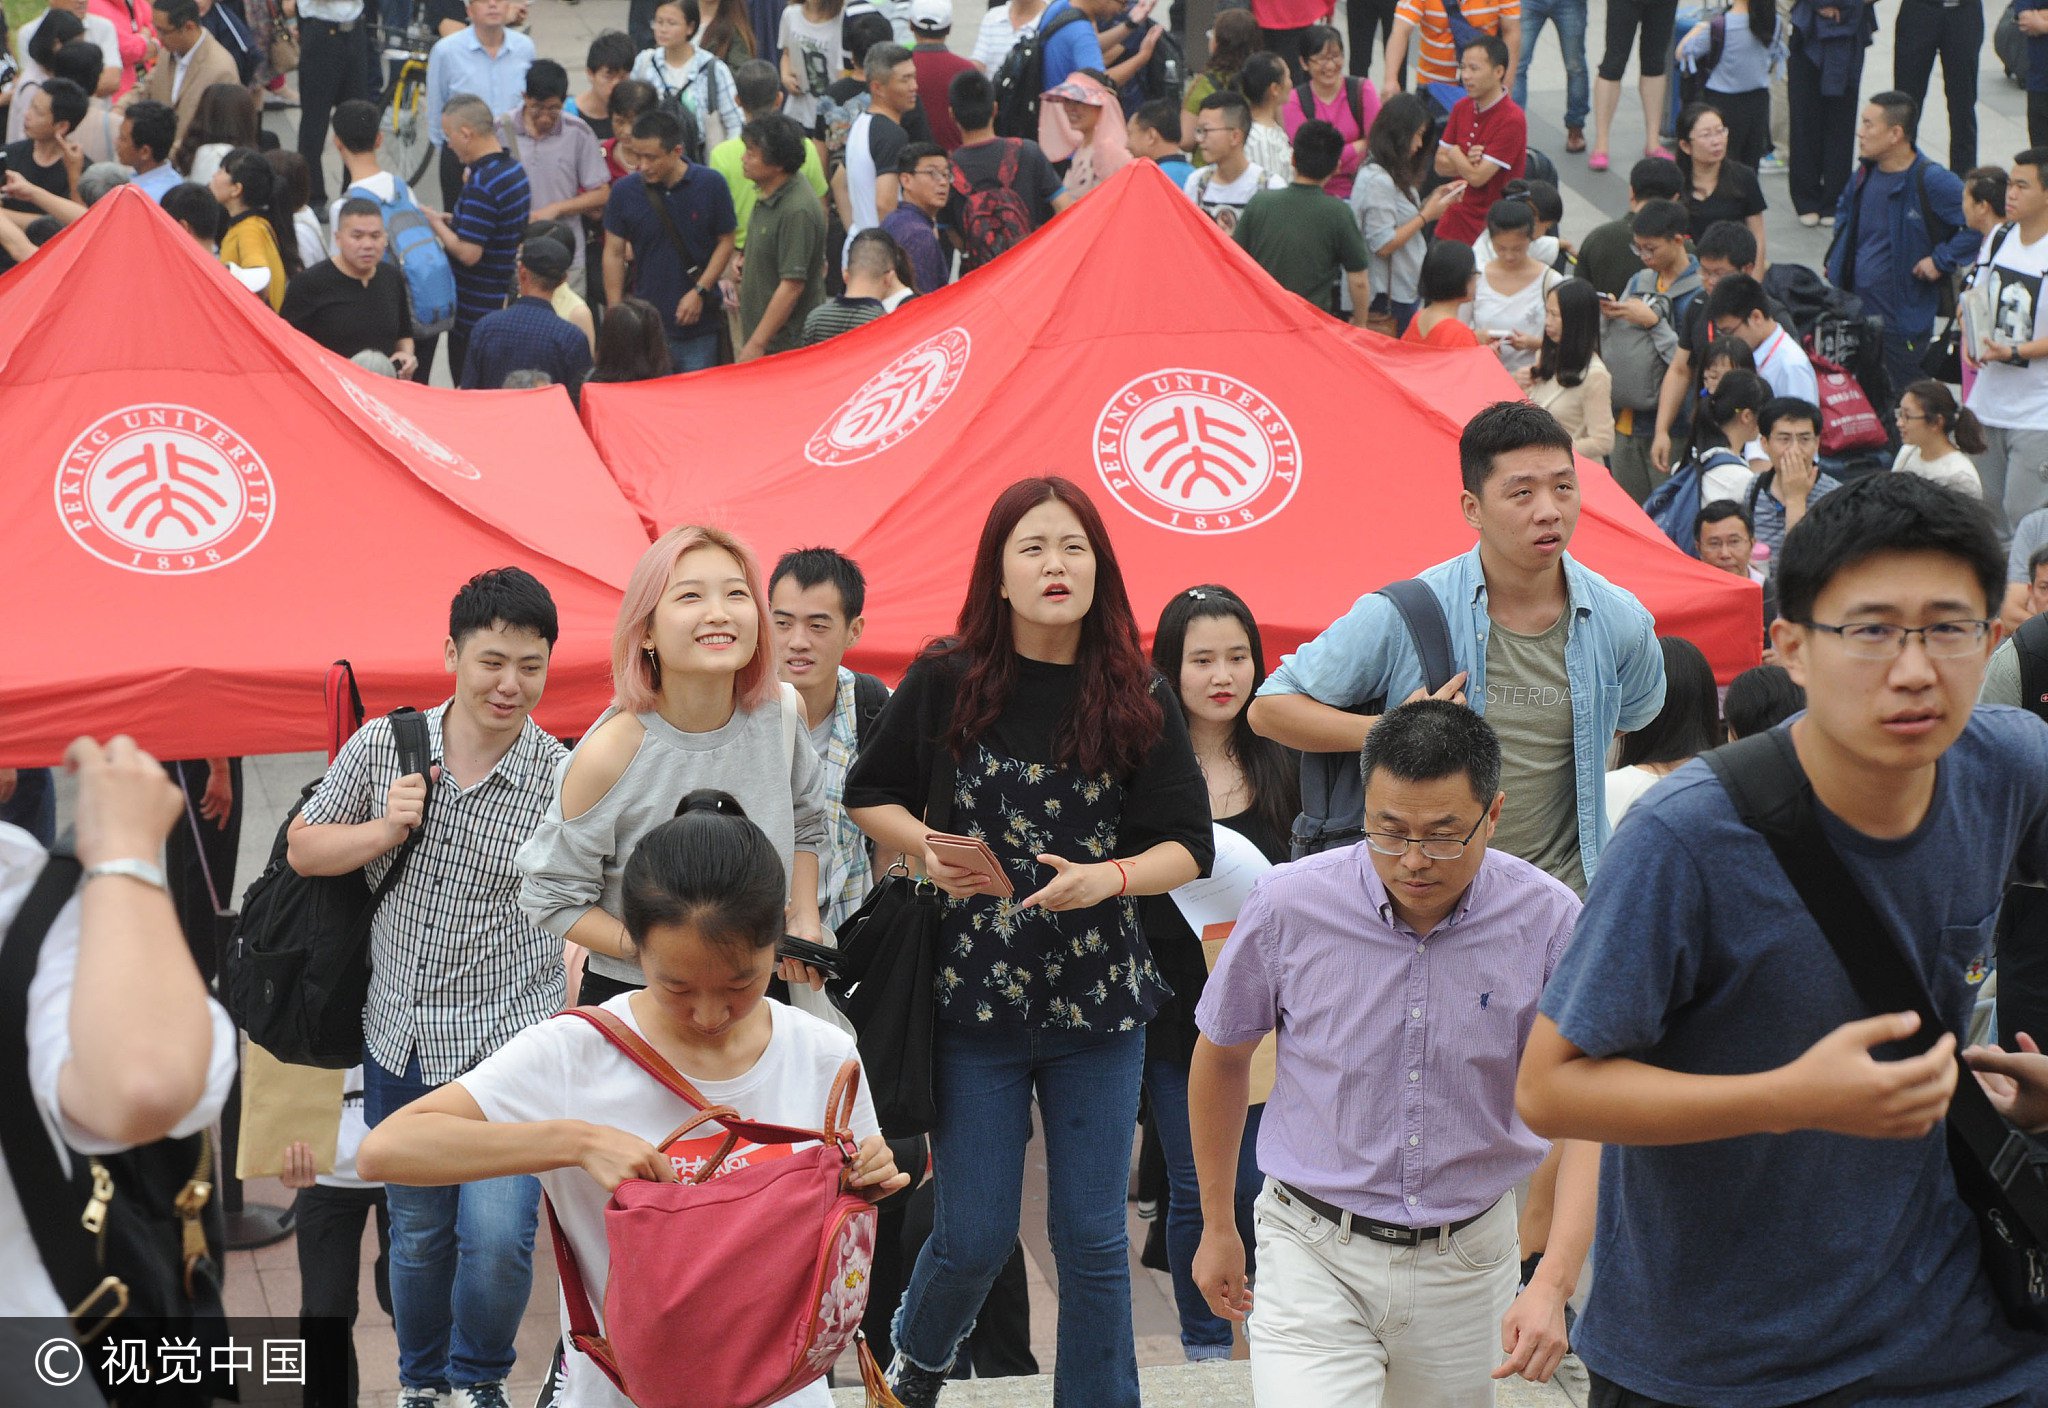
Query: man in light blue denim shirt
[{"left": 1248, "top": 401, "right": 1666, "bottom": 894}]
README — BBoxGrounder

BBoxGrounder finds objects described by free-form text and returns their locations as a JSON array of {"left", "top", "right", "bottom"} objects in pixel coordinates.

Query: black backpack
[
  {"left": 0, "top": 845, "right": 230, "bottom": 1405},
  {"left": 991, "top": 5, "right": 1093, "bottom": 138},
  {"left": 951, "top": 138, "right": 1036, "bottom": 270},
  {"left": 219, "top": 707, "right": 432, "bottom": 1068},
  {"left": 1291, "top": 579, "right": 1456, "bottom": 857},
  {"left": 1998, "top": 615, "right": 2048, "bottom": 1063}
]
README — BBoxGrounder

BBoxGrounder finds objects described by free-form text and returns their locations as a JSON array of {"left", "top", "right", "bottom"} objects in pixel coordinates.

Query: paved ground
[{"left": 70, "top": 4, "right": 2024, "bottom": 1401}]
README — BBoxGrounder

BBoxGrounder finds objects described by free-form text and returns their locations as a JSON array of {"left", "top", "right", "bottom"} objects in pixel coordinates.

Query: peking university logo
[
  {"left": 336, "top": 372, "right": 483, "bottom": 480},
  {"left": 1094, "top": 370, "right": 1301, "bottom": 535},
  {"left": 805, "top": 327, "right": 971, "bottom": 466},
  {"left": 56, "top": 405, "right": 276, "bottom": 575}
]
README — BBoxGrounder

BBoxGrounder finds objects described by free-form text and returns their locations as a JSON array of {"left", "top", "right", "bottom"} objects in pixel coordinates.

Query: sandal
[
  {"left": 1588, "top": 151, "right": 1609, "bottom": 172},
  {"left": 1565, "top": 126, "right": 1585, "bottom": 153}
]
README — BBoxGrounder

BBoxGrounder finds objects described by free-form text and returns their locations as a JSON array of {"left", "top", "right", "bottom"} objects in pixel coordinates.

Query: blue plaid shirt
[{"left": 459, "top": 296, "right": 593, "bottom": 399}]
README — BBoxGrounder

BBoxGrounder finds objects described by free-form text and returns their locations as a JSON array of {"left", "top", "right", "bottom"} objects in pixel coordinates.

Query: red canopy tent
[
  {"left": 581, "top": 162, "right": 1760, "bottom": 684},
  {"left": 0, "top": 187, "right": 652, "bottom": 765}
]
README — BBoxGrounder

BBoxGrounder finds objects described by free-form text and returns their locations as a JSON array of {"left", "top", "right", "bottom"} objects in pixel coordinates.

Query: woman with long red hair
[
  {"left": 517, "top": 523, "right": 831, "bottom": 1009},
  {"left": 845, "top": 477, "right": 1212, "bottom": 1408}
]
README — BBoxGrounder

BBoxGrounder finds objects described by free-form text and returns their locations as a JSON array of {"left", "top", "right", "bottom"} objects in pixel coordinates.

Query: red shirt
[
  {"left": 1434, "top": 91, "right": 1526, "bottom": 245},
  {"left": 912, "top": 43, "right": 978, "bottom": 151}
]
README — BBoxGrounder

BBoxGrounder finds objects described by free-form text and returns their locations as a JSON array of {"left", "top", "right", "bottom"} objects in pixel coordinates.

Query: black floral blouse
[{"left": 843, "top": 651, "right": 1213, "bottom": 1032}]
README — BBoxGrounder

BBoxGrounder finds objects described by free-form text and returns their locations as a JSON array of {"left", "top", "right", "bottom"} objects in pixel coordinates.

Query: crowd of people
[{"left": 11, "top": 0, "right": 2048, "bottom": 1407}]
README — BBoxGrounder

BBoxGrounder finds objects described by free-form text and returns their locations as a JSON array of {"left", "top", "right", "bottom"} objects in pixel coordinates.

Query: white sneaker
[
  {"left": 455, "top": 1386, "right": 512, "bottom": 1408},
  {"left": 1758, "top": 152, "right": 1787, "bottom": 175},
  {"left": 397, "top": 1392, "right": 449, "bottom": 1408}
]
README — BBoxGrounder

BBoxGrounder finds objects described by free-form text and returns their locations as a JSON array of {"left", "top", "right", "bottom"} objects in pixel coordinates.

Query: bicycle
[{"left": 375, "top": 2, "right": 435, "bottom": 186}]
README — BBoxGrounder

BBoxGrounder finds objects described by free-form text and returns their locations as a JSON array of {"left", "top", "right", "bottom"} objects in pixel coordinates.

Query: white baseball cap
[{"left": 909, "top": 0, "right": 952, "bottom": 32}]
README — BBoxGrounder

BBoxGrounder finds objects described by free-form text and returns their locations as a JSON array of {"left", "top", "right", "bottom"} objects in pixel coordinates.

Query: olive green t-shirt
[
  {"left": 1232, "top": 183, "right": 1370, "bottom": 312},
  {"left": 738, "top": 174, "right": 828, "bottom": 354},
  {"left": 1484, "top": 611, "right": 1587, "bottom": 896}
]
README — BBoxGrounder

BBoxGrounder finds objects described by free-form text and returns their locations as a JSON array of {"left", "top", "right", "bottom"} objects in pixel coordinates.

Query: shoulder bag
[
  {"left": 545, "top": 1006, "right": 900, "bottom": 1406},
  {"left": 0, "top": 844, "right": 230, "bottom": 1405},
  {"left": 825, "top": 684, "right": 957, "bottom": 1135},
  {"left": 1704, "top": 730, "right": 2048, "bottom": 1331}
]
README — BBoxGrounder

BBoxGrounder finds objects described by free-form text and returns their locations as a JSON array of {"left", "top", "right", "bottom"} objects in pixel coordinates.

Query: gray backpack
[{"left": 1291, "top": 579, "right": 1457, "bottom": 858}]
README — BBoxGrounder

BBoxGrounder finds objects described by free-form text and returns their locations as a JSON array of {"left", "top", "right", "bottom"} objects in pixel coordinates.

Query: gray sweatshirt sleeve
[
  {"left": 516, "top": 750, "right": 623, "bottom": 940},
  {"left": 788, "top": 692, "right": 829, "bottom": 856}
]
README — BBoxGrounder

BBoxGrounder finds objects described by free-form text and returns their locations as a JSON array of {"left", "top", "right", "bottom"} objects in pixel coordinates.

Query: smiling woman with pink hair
[
  {"left": 1038, "top": 70, "right": 1131, "bottom": 198},
  {"left": 517, "top": 523, "right": 834, "bottom": 1011}
]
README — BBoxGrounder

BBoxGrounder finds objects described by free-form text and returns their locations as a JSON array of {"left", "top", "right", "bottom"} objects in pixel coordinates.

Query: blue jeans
[
  {"left": 668, "top": 332, "right": 719, "bottom": 372},
  {"left": 363, "top": 1049, "right": 541, "bottom": 1391},
  {"left": 894, "top": 1022, "right": 1145, "bottom": 1408},
  {"left": 1143, "top": 1055, "right": 1263, "bottom": 1357},
  {"left": 1514, "top": 0, "right": 1590, "bottom": 128}
]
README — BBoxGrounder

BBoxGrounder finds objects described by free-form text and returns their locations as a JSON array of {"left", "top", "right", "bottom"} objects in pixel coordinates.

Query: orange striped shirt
[{"left": 1395, "top": 0, "right": 1518, "bottom": 87}]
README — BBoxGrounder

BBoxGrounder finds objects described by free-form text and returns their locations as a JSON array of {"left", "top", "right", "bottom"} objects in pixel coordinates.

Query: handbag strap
[
  {"left": 543, "top": 1194, "right": 629, "bottom": 1393},
  {"left": 641, "top": 174, "right": 700, "bottom": 280},
  {"left": 0, "top": 843, "right": 124, "bottom": 1334},
  {"left": 1702, "top": 731, "right": 2048, "bottom": 1239},
  {"left": 560, "top": 1006, "right": 846, "bottom": 1149}
]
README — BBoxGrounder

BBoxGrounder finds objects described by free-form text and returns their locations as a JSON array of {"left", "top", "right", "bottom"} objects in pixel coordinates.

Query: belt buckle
[{"left": 1365, "top": 1221, "right": 1419, "bottom": 1247}]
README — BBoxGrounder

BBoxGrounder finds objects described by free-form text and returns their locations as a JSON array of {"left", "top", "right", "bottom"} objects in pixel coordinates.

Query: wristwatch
[{"left": 81, "top": 858, "right": 169, "bottom": 892}]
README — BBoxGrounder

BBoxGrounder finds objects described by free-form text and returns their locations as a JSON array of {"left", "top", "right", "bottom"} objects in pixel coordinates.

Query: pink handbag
[{"left": 544, "top": 1006, "right": 901, "bottom": 1408}]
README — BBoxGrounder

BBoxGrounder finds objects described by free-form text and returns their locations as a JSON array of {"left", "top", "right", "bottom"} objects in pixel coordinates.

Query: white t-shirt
[
  {"left": 1753, "top": 324, "right": 1819, "bottom": 405},
  {"left": 1467, "top": 265, "right": 1561, "bottom": 376},
  {"left": 330, "top": 169, "right": 403, "bottom": 230},
  {"left": 778, "top": 6, "right": 844, "bottom": 129},
  {"left": 1183, "top": 161, "right": 1284, "bottom": 236},
  {"left": 1892, "top": 444, "right": 1984, "bottom": 497},
  {"left": 1604, "top": 765, "right": 1666, "bottom": 828},
  {"left": 973, "top": 3, "right": 1040, "bottom": 69},
  {"left": 1968, "top": 225, "right": 2048, "bottom": 430},
  {"left": 0, "top": 824, "right": 238, "bottom": 1317},
  {"left": 458, "top": 995, "right": 880, "bottom": 1408},
  {"left": 316, "top": 1067, "right": 379, "bottom": 1190}
]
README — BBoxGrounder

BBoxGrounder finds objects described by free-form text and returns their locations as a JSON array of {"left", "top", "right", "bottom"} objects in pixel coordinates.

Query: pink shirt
[
  {"left": 89, "top": 0, "right": 153, "bottom": 100},
  {"left": 1282, "top": 79, "right": 1380, "bottom": 200},
  {"left": 1252, "top": 0, "right": 1333, "bottom": 32}
]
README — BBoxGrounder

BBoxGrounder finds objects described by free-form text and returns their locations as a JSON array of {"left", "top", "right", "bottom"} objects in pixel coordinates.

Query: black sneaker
[{"left": 887, "top": 1353, "right": 949, "bottom": 1408}]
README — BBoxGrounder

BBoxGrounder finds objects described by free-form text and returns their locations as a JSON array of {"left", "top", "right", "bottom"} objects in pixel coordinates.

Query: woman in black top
[
  {"left": 845, "top": 477, "right": 1211, "bottom": 1408},
  {"left": 1137, "top": 585, "right": 1297, "bottom": 1364},
  {"left": 1676, "top": 101, "right": 1768, "bottom": 268}
]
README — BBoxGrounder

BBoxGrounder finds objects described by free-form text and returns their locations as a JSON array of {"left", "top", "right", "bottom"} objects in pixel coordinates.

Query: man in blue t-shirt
[
  {"left": 1520, "top": 473, "right": 2048, "bottom": 1407},
  {"left": 601, "top": 108, "right": 738, "bottom": 373},
  {"left": 1035, "top": 0, "right": 1161, "bottom": 93}
]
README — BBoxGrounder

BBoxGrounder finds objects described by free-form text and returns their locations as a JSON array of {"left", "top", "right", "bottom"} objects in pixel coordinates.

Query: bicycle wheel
[{"left": 381, "top": 73, "right": 435, "bottom": 187}]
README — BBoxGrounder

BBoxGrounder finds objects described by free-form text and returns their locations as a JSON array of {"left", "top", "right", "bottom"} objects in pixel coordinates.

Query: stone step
[{"left": 833, "top": 1361, "right": 1578, "bottom": 1406}]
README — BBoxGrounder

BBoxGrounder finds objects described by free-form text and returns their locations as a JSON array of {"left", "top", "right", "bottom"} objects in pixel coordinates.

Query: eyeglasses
[
  {"left": 1193, "top": 126, "right": 1231, "bottom": 139},
  {"left": 1363, "top": 812, "right": 1487, "bottom": 861},
  {"left": 1688, "top": 125, "right": 1728, "bottom": 140},
  {"left": 1630, "top": 241, "right": 1667, "bottom": 260},
  {"left": 1896, "top": 410, "right": 1929, "bottom": 422},
  {"left": 1307, "top": 49, "right": 1344, "bottom": 64},
  {"left": 912, "top": 165, "right": 950, "bottom": 181},
  {"left": 1802, "top": 619, "right": 1992, "bottom": 659}
]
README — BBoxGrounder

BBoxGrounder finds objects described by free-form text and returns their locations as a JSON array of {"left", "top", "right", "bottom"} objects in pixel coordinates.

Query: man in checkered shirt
[{"left": 288, "top": 567, "right": 569, "bottom": 1408}]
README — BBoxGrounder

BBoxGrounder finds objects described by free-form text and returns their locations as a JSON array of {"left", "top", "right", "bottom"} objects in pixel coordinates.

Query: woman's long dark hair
[
  {"left": 622, "top": 789, "right": 785, "bottom": 953},
  {"left": 218, "top": 148, "right": 303, "bottom": 277},
  {"left": 1151, "top": 586, "right": 1299, "bottom": 843},
  {"left": 1691, "top": 367, "right": 1768, "bottom": 457},
  {"left": 1675, "top": 100, "right": 1728, "bottom": 183},
  {"left": 1535, "top": 277, "right": 1600, "bottom": 389},
  {"left": 697, "top": 0, "right": 756, "bottom": 61},
  {"left": 1618, "top": 638, "right": 1722, "bottom": 767},
  {"left": 174, "top": 82, "right": 260, "bottom": 176},
  {"left": 589, "top": 297, "right": 675, "bottom": 382},
  {"left": 1366, "top": 92, "right": 1432, "bottom": 195},
  {"left": 935, "top": 477, "right": 1163, "bottom": 780}
]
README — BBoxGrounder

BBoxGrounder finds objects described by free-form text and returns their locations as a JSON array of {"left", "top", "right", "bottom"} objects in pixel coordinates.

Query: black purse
[
  {"left": 1705, "top": 732, "right": 2048, "bottom": 1331},
  {"left": 825, "top": 744, "right": 957, "bottom": 1137},
  {"left": 1921, "top": 319, "right": 1963, "bottom": 385},
  {"left": 0, "top": 846, "right": 231, "bottom": 1406}
]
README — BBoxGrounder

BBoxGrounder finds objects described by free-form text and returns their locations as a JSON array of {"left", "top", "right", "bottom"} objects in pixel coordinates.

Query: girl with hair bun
[
  {"left": 363, "top": 789, "right": 907, "bottom": 1408},
  {"left": 1894, "top": 380, "right": 1987, "bottom": 500}
]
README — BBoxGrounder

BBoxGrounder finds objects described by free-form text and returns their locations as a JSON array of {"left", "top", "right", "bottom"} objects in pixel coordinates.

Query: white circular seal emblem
[
  {"left": 336, "top": 372, "right": 483, "bottom": 480},
  {"left": 1093, "top": 369, "right": 1301, "bottom": 534},
  {"left": 804, "top": 327, "right": 971, "bottom": 467},
  {"left": 55, "top": 404, "right": 276, "bottom": 574}
]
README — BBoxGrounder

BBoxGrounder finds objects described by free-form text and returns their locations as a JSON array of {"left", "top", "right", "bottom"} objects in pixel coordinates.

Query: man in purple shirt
[
  {"left": 879, "top": 142, "right": 952, "bottom": 295},
  {"left": 1189, "top": 700, "right": 1595, "bottom": 1407}
]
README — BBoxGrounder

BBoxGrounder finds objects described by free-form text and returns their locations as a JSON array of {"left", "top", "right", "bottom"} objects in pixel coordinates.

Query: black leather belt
[
  {"left": 1274, "top": 1181, "right": 1494, "bottom": 1247},
  {"left": 302, "top": 15, "right": 362, "bottom": 30}
]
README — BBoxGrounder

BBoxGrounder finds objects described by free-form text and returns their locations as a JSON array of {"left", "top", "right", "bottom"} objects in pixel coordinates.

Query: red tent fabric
[
  {"left": 1, "top": 188, "right": 651, "bottom": 765},
  {"left": 581, "top": 162, "right": 1761, "bottom": 685}
]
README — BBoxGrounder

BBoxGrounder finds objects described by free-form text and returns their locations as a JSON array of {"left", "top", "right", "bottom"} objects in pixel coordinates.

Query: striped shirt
[
  {"left": 1394, "top": 0, "right": 1518, "bottom": 87},
  {"left": 1196, "top": 840, "right": 1577, "bottom": 1224},
  {"left": 450, "top": 149, "right": 531, "bottom": 334},
  {"left": 299, "top": 704, "right": 569, "bottom": 1085}
]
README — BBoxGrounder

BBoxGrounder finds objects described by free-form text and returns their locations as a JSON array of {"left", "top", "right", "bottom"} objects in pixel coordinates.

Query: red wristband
[{"left": 1113, "top": 859, "right": 1129, "bottom": 896}]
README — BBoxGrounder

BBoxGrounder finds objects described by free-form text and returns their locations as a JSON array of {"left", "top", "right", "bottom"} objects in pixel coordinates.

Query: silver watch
[{"left": 81, "top": 858, "right": 169, "bottom": 892}]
